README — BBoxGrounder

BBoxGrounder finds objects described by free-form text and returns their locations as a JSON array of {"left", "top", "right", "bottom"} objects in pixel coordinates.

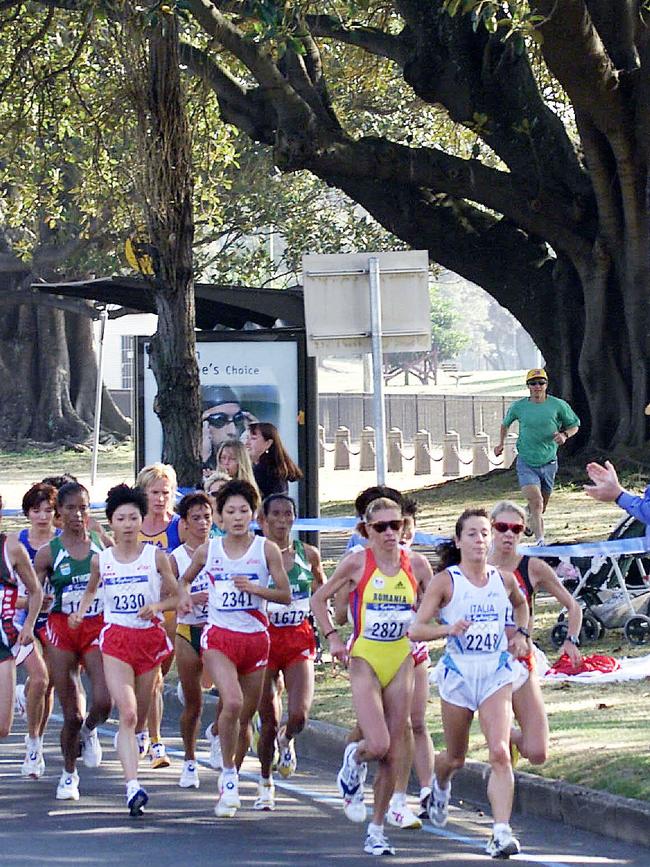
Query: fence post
[
  {"left": 387, "top": 428, "right": 403, "bottom": 473},
  {"left": 503, "top": 432, "right": 517, "bottom": 468},
  {"left": 414, "top": 430, "right": 431, "bottom": 475},
  {"left": 443, "top": 430, "right": 460, "bottom": 477},
  {"left": 472, "top": 432, "right": 490, "bottom": 476},
  {"left": 359, "top": 426, "right": 376, "bottom": 471},
  {"left": 334, "top": 426, "right": 351, "bottom": 470},
  {"left": 318, "top": 424, "right": 325, "bottom": 469}
]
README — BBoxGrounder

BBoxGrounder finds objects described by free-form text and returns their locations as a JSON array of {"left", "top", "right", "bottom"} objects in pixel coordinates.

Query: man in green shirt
[{"left": 494, "top": 369, "right": 580, "bottom": 543}]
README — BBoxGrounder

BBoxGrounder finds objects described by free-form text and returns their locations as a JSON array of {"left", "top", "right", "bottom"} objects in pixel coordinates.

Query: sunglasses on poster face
[
  {"left": 367, "top": 519, "right": 404, "bottom": 534},
  {"left": 492, "top": 521, "right": 525, "bottom": 534},
  {"left": 205, "top": 411, "right": 247, "bottom": 430}
]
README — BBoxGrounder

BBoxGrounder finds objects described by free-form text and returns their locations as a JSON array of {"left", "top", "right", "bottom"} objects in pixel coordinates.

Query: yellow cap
[{"left": 526, "top": 368, "right": 548, "bottom": 383}]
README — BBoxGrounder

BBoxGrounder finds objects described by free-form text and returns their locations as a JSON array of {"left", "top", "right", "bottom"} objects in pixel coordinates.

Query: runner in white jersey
[
  {"left": 180, "top": 479, "right": 290, "bottom": 818},
  {"left": 409, "top": 508, "right": 529, "bottom": 859},
  {"left": 72, "top": 484, "right": 189, "bottom": 818},
  {"left": 170, "top": 491, "right": 212, "bottom": 789}
]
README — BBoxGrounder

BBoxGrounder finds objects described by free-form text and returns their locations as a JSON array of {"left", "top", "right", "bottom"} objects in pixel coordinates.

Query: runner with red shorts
[
  {"left": 34, "top": 482, "right": 110, "bottom": 802},
  {"left": 254, "top": 493, "right": 325, "bottom": 809},
  {"left": 72, "top": 484, "right": 188, "bottom": 817},
  {"left": 181, "top": 479, "right": 291, "bottom": 818}
]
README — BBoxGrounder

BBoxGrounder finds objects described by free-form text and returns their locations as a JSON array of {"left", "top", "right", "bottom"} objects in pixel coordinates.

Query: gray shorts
[{"left": 516, "top": 456, "right": 558, "bottom": 494}]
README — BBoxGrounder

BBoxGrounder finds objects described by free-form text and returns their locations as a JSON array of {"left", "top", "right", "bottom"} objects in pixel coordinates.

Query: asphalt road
[{"left": 2, "top": 709, "right": 649, "bottom": 867}]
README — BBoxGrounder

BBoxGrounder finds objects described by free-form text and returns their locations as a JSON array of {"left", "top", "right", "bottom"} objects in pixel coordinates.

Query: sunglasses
[
  {"left": 205, "top": 411, "right": 247, "bottom": 430},
  {"left": 367, "top": 519, "right": 404, "bottom": 534},
  {"left": 492, "top": 521, "right": 525, "bottom": 534},
  {"left": 527, "top": 380, "right": 547, "bottom": 386},
  {"left": 208, "top": 490, "right": 223, "bottom": 498}
]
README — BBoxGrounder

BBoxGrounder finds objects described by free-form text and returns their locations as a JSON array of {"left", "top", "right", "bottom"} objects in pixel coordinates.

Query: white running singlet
[
  {"left": 205, "top": 535, "right": 270, "bottom": 634},
  {"left": 172, "top": 545, "right": 209, "bottom": 627},
  {"left": 99, "top": 544, "right": 162, "bottom": 629},
  {"left": 440, "top": 564, "right": 510, "bottom": 656}
]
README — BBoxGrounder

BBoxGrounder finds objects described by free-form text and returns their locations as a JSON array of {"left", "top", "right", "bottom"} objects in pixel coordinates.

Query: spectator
[{"left": 246, "top": 422, "right": 302, "bottom": 499}]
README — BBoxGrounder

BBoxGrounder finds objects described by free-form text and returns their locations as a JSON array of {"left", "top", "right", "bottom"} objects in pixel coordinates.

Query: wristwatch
[
  {"left": 566, "top": 635, "right": 580, "bottom": 646},
  {"left": 516, "top": 626, "right": 530, "bottom": 638}
]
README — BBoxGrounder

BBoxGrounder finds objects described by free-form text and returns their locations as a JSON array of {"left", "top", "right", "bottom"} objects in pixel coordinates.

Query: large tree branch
[{"left": 305, "top": 13, "right": 410, "bottom": 65}]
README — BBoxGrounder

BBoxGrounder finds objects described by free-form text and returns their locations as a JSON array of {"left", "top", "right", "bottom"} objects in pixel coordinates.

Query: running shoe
[
  {"left": 14, "top": 683, "right": 27, "bottom": 719},
  {"left": 80, "top": 725, "right": 103, "bottom": 768},
  {"left": 21, "top": 737, "right": 44, "bottom": 780},
  {"left": 205, "top": 722, "right": 223, "bottom": 770},
  {"left": 276, "top": 727, "right": 297, "bottom": 778},
  {"left": 428, "top": 779, "right": 450, "bottom": 828},
  {"left": 214, "top": 772, "right": 240, "bottom": 818},
  {"left": 386, "top": 794, "right": 422, "bottom": 830},
  {"left": 253, "top": 780, "right": 275, "bottom": 811},
  {"left": 485, "top": 825, "right": 521, "bottom": 859},
  {"left": 56, "top": 770, "right": 80, "bottom": 801},
  {"left": 126, "top": 783, "right": 149, "bottom": 817},
  {"left": 418, "top": 786, "right": 431, "bottom": 820},
  {"left": 150, "top": 742, "right": 170, "bottom": 769},
  {"left": 364, "top": 829, "right": 395, "bottom": 856},
  {"left": 176, "top": 681, "right": 185, "bottom": 707},
  {"left": 179, "top": 760, "right": 200, "bottom": 789},
  {"left": 136, "top": 730, "right": 150, "bottom": 759},
  {"left": 336, "top": 742, "right": 367, "bottom": 823}
]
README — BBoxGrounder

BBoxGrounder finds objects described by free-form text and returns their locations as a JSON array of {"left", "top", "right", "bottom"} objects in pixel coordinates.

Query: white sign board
[{"left": 302, "top": 250, "right": 430, "bottom": 357}]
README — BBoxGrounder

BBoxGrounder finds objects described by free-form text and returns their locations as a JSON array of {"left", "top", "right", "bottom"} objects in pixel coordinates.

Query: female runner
[
  {"left": 34, "top": 482, "right": 111, "bottom": 802},
  {"left": 488, "top": 500, "right": 582, "bottom": 764},
  {"left": 180, "top": 479, "right": 291, "bottom": 818},
  {"left": 255, "top": 493, "right": 325, "bottom": 809},
  {"left": 409, "top": 508, "right": 529, "bottom": 859},
  {"left": 311, "top": 497, "right": 432, "bottom": 857},
  {"left": 135, "top": 462, "right": 183, "bottom": 768},
  {"left": 72, "top": 484, "right": 187, "bottom": 816},
  {"left": 170, "top": 491, "right": 212, "bottom": 789}
]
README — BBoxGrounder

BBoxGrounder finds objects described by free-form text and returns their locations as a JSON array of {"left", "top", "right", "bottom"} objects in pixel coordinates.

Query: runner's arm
[
  {"left": 408, "top": 570, "right": 462, "bottom": 641},
  {"left": 180, "top": 542, "right": 209, "bottom": 587},
  {"left": 305, "top": 543, "right": 326, "bottom": 591},
  {"left": 8, "top": 537, "right": 43, "bottom": 642},
  {"left": 503, "top": 570, "right": 530, "bottom": 657},
  {"left": 531, "top": 557, "right": 582, "bottom": 664},
  {"left": 310, "top": 553, "right": 362, "bottom": 661},
  {"left": 234, "top": 540, "right": 290, "bottom": 603}
]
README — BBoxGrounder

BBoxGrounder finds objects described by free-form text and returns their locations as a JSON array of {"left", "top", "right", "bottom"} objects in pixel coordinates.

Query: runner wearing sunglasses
[
  {"left": 311, "top": 497, "right": 432, "bottom": 857},
  {"left": 409, "top": 508, "right": 529, "bottom": 859},
  {"left": 488, "top": 500, "right": 582, "bottom": 766}
]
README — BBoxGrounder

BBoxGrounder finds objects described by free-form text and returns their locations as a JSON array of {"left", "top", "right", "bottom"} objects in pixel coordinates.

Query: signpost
[{"left": 303, "top": 251, "right": 430, "bottom": 484}]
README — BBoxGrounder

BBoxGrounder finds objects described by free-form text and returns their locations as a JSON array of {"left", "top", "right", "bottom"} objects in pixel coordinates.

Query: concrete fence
[{"left": 319, "top": 425, "right": 517, "bottom": 478}]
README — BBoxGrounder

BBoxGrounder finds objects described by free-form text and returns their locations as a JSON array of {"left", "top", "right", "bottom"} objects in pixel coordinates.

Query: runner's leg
[
  {"left": 283, "top": 659, "right": 314, "bottom": 741},
  {"left": 435, "top": 699, "right": 473, "bottom": 788},
  {"left": 235, "top": 667, "right": 266, "bottom": 770},
  {"left": 257, "top": 669, "right": 281, "bottom": 779},
  {"left": 82, "top": 648, "right": 112, "bottom": 729},
  {"left": 0, "top": 658, "right": 16, "bottom": 737},
  {"left": 202, "top": 650, "right": 241, "bottom": 771},
  {"left": 478, "top": 685, "right": 515, "bottom": 823},
  {"left": 48, "top": 645, "right": 83, "bottom": 773},
  {"left": 175, "top": 636, "right": 203, "bottom": 761},
  {"left": 512, "top": 675, "right": 548, "bottom": 764},
  {"left": 23, "top": 646, "right": 48, "bottom": 741}
]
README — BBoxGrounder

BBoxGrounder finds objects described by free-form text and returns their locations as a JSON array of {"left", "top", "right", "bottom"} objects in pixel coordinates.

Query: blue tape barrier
[{"left": 520, "top": 537, "right": 650, "bottom": 558}]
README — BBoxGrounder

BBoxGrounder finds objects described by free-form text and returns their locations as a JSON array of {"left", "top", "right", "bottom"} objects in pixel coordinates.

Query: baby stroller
[{"left": 549, "top": 516, "right": 650, "bottom": 647}]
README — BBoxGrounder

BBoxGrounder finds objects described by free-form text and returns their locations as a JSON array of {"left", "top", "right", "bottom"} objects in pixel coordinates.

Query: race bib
[
  {"left": 191, "top": 577, "right": 210, "bottom": 618},
  {"left": 463, "top": 618, "right": 500, "bottom": 653},
  {"left": 61, "top": 588, "right": 102, "bottom": 617},
  {"left": 268, "top": 593, "right": 310, "bottom": 628},
  {"left": 110, "top": 591, "right": 147, "bottom": 615},
  {"left": 215, "top": 573, "right": 259, "bottom": 612},
  {"left": 363, "top": 603, "right": 412, "bottom": 642}
]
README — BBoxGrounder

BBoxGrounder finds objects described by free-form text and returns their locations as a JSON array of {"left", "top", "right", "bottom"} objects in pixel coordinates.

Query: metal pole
[
  {"left": 90, "top": 309, "right": 108, "bottom": 488},
  {"left": 369, "top": 257, "right": 387, "bottom": 484}
]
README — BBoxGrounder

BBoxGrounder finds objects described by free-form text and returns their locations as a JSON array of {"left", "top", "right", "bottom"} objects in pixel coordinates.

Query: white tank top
[
  {"left": 99, "top": 544, "right": 162, "bottom": 629},
  {"left": 205, "top": 534, "right": 270, "bottom": 634},
  {"left": 172, "top": 544, "right": 209, "bottom": 627},
  {"left": 440, "top": 564, "right": 510, "bottom": 656}
]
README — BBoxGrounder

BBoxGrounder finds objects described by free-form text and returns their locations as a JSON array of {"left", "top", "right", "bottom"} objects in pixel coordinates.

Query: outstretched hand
[{"left": 583, "top": 461, "right": 624, "bottom": 503}]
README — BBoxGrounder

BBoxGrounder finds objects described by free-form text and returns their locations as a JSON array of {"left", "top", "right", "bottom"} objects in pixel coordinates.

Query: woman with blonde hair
[{"left": 215, "top": 441, "right": 257, "bottom": 488}]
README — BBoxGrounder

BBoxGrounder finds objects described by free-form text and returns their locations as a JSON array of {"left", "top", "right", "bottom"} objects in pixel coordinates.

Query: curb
[{"left": 298, "top": 719, "right": 650, "bottom": 848}]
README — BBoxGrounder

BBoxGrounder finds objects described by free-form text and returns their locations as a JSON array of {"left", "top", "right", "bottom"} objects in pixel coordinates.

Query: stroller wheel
[
  {"left": 579, "top": 613, "right": 603, "bottom": 645},
  {"left": 550, "top": 622, "right": 568, "bottom": 648},
  {"left": 624, "top": 615, "right": 650, "bottom": 645}
]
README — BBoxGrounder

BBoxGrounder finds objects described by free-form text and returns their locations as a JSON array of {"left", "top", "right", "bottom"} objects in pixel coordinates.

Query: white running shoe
[
  {"left": 418, "top": 786, "right": 431, "bottom": 820},
  {"left": 276, "top": 729, "right": 297, "bottom": 778},
  {"left": 485, "top": 824, "right": 521, "bottom": 858},
  {"left": 136, "top": 730, "right": 151, "bottom": 759},
  {"left": 386, "top": 794, "right": 422, "bottom": 830},
  {"left": 179, "top": 760, "right": 200, "bottom": 789},
  {"left": 56, "top": 770, "right": 80, "bottom": 801},
  {"left": 215, "top": 772, "right": 240, "bottom": 818},
  {"left": 80, "top": 725, "right": 103, "bottom": 768},
  {"left": 149, "top": 742, "right": 170, "bottom": 769},
  {"left": 14, "top": 683, "right": 27, "bottom": 719},
  {"left": 428, "top": 779, "right": 450, "bottom": 828},
  {"left": 336, "top": 742, "right": 367, "bottom": 823},
  {"left": 126, "top": 782, "right": 148, "bottom": 817},
  {"left": 21, "top": 737, "right": 44, "bottom": 779},
  {"left": 364, "top": 828, "right": 395, "bottom": 856},
  {"left": 176, "top": 681, "right": 185, "bottom": 707},
  {"left": 205, "top": 722, "right": 223, "bottom": 770},
  {"left": 253, "top": 780, "right": 275, "bottom": 811}
]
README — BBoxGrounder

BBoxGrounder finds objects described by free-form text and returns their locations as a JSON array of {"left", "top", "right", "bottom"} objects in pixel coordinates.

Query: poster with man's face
[{"left": 141, "top": 338, "right": 299, "bottom": 480}]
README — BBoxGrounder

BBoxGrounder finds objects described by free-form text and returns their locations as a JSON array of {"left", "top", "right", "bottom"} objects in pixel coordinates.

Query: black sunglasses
[
  {"left": 205, "top": 411, "right": 247, "bottom": 430},
  {"left": 368, "top": 519, "right": 404, "bottom": 533},
  {"left": 527, "top": 380, "right": 547, "bottom": 386}
]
